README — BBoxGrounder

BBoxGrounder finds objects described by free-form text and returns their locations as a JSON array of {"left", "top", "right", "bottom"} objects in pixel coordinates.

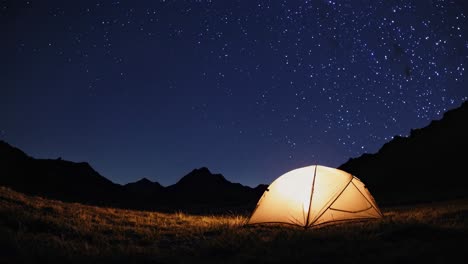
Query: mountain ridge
[
  {"left": 339, "top": 101, "right": 468, "bottom": 205},
  {"left": 1, "top": 101, "right": 466, "bottom": 210},
  {"left": 0, "top": 141, "right": 265, "bottom": 213}
]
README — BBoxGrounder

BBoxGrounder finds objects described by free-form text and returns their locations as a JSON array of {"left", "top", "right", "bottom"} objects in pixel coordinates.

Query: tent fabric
[{"left": 247, "top": 165, "right": 382, "bottom": 227}]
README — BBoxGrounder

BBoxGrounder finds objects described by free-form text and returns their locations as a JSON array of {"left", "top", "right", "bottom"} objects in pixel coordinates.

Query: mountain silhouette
[
  {"left": 124, "top": 177, "right": 163, "bottom": 193},
  {"left": 339, "top": 101, "right": 468, "bottom": 205},
  {"left": 0, "top": 141, "right": 123, "bottom": 206},
  {"left": 171, "top": 167, "right": 229, "bottom": 188},
  {"left": 122, "top": 178, "right": 164, "bottom": 204},
  {"left": 163, "top": 167, "right": 265, "bottom": 211},
  {"left": 2, "top": 101, "right": 466, "bottom": 211},
  {"left": 0, "top": 141, "right": 263, "bottom": 213}
]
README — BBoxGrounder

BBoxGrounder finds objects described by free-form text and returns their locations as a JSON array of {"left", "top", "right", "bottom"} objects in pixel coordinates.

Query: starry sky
[{"left": 2, "top": 0, "right": 467, "bottom": 187}]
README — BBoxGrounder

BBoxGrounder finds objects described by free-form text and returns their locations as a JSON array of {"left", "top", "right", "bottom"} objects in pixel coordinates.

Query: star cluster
[{"left": 1, "top": 0, "right": 467, "bottom": 186}]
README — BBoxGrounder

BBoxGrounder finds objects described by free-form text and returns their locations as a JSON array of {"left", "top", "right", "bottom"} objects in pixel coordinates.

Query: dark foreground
[{"left": 0, "top": 186, "right": 467, "bottom": 263}]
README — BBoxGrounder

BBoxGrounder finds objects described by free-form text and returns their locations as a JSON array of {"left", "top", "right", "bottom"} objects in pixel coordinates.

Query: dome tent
[{"left": 247, "top": 165, "right": 382, "bottom": 228}]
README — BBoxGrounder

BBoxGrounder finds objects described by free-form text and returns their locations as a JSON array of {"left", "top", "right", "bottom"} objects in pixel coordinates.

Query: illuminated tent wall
[{"left": 247, "top": 165, "right": 382, "bottom": 228}]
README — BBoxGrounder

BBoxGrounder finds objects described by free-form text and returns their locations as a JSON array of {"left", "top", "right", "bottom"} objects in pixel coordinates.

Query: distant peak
[
  {"left": 137, "top": 178, "right": 153, "bottom": 184},
  {"left": 175, "top": 167, "right": 228, "bottom": 186},
  {"left": 125, "top": 177, "right": 162, "bottom": 189},
  {"left": 193, "top": 167, "right": 211, "bottom": 174}
]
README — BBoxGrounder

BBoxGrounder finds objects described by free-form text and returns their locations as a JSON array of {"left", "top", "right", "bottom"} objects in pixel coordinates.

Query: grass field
[{"left": 0, "top": 186, "right": 467, "bottom": 263}]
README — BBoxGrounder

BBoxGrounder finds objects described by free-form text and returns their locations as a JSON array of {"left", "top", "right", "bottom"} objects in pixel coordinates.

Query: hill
[
  {"left": 0, "top": 141, "right": 264, "bottom": 213},
  {"left": 164, "top": 167, "right": 263, "bottom": 211},
  {"left": 0, "top": 141, "right": 123, "bottom": 206},
  {"left": 1, "top": 186, "right": 467, "bottom": 263},
  {"left": 339, "top": 101, "right": 468, "bottom": 205}
]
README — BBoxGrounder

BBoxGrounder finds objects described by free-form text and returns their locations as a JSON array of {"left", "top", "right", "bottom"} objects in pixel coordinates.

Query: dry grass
[{"left": 0, "top": 186, "right": 467, "bottom": 263}]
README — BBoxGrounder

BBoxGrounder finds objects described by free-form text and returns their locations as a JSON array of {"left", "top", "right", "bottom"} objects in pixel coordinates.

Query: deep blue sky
[{"left": 2, "top": 0, "right": 467, "bottom": 187}]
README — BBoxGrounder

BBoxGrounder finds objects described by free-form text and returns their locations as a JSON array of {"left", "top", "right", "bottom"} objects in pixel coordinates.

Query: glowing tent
[{"left": 247, "top": 165, "right": 382, "bottom": 227}]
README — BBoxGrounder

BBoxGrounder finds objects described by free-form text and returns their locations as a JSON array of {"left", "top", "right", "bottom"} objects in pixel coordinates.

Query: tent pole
[
  {"left": 304, "top": 165, "right": 318, "bottom": 229},
  {"left": 350, "top": 179, "right": 384, "bottom": 217}
]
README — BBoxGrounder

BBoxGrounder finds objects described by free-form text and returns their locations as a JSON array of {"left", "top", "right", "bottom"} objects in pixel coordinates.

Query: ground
[{"left": 0, "top": 186, "right": 467, "bottom": 263}]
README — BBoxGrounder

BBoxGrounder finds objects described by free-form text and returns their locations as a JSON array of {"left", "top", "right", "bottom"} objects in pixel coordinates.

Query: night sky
[{"left": 2, "top": 0, "right": 467, "bottom": 187}]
